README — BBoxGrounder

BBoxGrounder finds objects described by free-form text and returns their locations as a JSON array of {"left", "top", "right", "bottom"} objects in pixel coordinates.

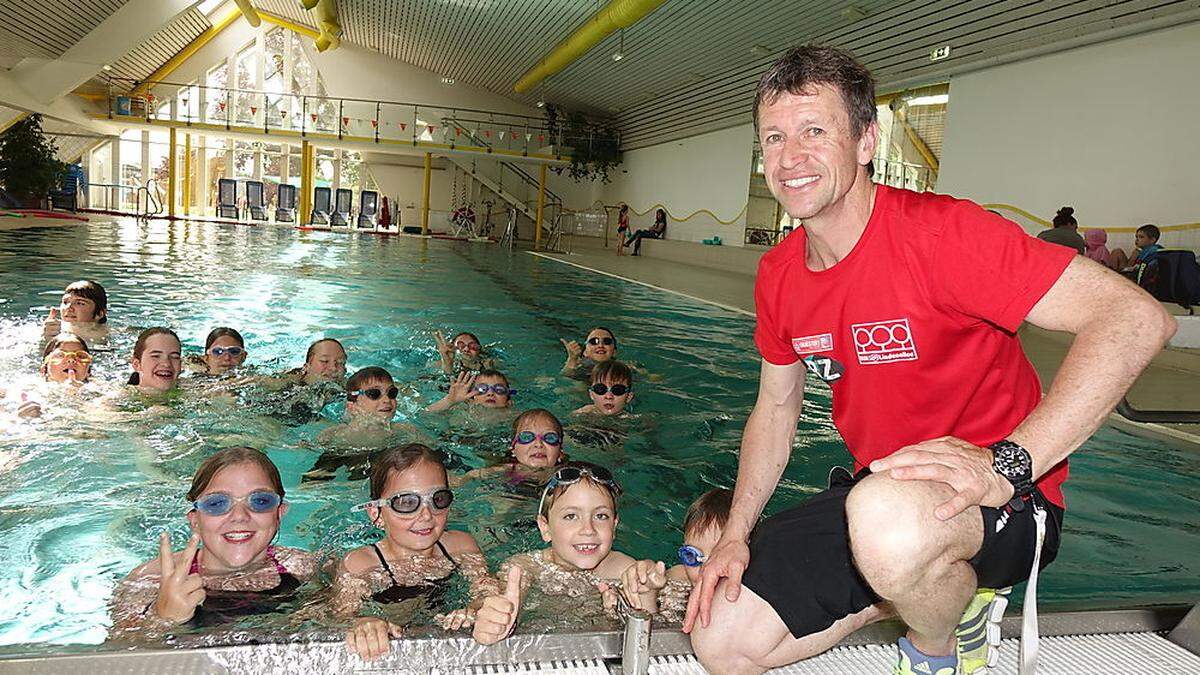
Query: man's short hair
[
  {"left": 752, "top": 44, "right": 877, "bottom": 139},
  {"left": 64, "top": 280, "right": 108, "bottom": 323},
  {"left": 1137, "top": 224, "right": 1161, "bottom": 242}
]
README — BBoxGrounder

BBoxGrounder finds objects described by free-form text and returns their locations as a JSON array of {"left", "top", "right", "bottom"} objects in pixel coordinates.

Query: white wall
[
  {"left": 362, "top": 154, "right": 454, "bottom": 231},
  {"left": 603, "top": 123, "right": 754, "bottom": 245},
  {"left": 938, "top": 22, "right": 1200, "bottom": 254}
]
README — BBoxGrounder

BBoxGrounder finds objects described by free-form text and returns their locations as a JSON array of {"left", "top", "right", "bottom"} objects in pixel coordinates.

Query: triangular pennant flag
[
  {"left": 280, "top": 110, "right": 287, "bottom": 118},
  {"left": 311, "top": 113, "right": 318, "bottom": 122},
  {"left": 484, "top": 130, "right": 491, "bottom": 138},
  {"left": 428, "top": 125, "right": 436, "bottom": 134},
  {"left": 371, "top": 119, "right": 378, "bottom": 128},
  {"left": 512, "top": 131, "right": 520, "bottom": 140},
  {"left": 399, "top": 122, "right": 407, "bottom": 130},
  {"left": 218, "top": 102, "right": 226, "bottom": 111},
  {"left": 538, "top": 134, "right": 545, "bottom": 143},
  {"left": 342, "top": 116, "right": 349, "bottom": 126},
  {"left": 525, "top": 133, "right": 532, "bottom": 142},
  {"left": 455, "top": 128, "right": 462, "bottom": 136},
  {"left": 250, "top": 106, "right": 257, "bottom": 114}
]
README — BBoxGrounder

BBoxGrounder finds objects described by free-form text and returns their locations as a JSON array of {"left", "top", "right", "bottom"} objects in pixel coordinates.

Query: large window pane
[
  {"left": 235, "top": 44, "right": 259, "bottom": 126},
  {"left": 206, "top": 63, "right": 228, "bottom": 123}
]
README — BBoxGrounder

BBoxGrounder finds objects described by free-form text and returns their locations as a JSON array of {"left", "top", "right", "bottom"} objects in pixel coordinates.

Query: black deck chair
[
  {"left": 217, "top": 178, "right": 238, "bottom": 219},
  {"left": 310, "top": 186, "right": 331, "bottom": 226},
  {"left": 357, "top": 190, "right": 379, "bottom": 229},
  {"left": 245, "top": 180, "right": 267, "bottom": 222},
  {"left": 276, "top": 184, "right": 296, "bottom": 222},
  {"left": 331, "top": 188, "right": 352, "bottom": 227}
]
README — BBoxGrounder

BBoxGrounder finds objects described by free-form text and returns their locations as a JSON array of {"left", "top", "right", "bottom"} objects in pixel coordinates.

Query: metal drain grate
[
  {"left": 649, "top": 631, "right": 1200, "bottom": 674},
  {"left": 469, "top": 660, "right": 610, "bottom": 675}
]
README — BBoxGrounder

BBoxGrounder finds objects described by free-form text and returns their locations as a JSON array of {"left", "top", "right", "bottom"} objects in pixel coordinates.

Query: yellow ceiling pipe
[
  {"left": 232, "top": 0, "right": 261, "bottom": 27},
  {"left": 259, "top": 11, "right": 319, "bottom": 40},
  {"left": 514, "top": 0, "right": 667, "bottom": 94},
  {"left": 131, "top": 6, "right": 242, "bottom": 97},
  {"left": 299, "top": 0, "right": 342, "bottom": 52}
]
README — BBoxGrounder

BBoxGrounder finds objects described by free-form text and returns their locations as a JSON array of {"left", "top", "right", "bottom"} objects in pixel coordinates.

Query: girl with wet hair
[
  {"left": 449, "top": 408, "right": 567, "bottom": 488},
  {"left": 127, "top": 327, "right": 182, "bottom": 393},
  {"left": 333, "top": 443, "right": 497, "bottom": 660},
  {"left": 185, "top": 327, "right": 249, "bottom": 376},
  {"left": 109, "top": 447, "right": 315, "bottom": 635}
]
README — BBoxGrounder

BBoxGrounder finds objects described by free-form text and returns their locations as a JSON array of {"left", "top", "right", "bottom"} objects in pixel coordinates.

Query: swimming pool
[{"left": 0, "top": 219, "right": 1197, "bottom": 654}]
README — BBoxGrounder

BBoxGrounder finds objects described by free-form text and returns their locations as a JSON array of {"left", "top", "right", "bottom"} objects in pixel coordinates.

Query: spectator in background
[
  {"left": 627, "top": 208, "right": 668, "bottom": 257},
  {"left": 1036, "top": 206, "right": 1085, "bottom": 254},
  {"left": 615, "top": 204, "right": 631, "bottom": 256},
  {"left": 1083, "top": 229, "right": 1111, "bottom": 266},
  {"left": 1110, "top": 224, "right": 1163, "bottom": 272}
]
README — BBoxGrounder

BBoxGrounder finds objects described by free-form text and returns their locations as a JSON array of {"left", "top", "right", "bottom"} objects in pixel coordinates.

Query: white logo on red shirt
[
  {"left": 792, "top": 333, "right": 833, "bottom": 355},
  {"left": 851, "top": 318, "right": 918, "bottom": 364}
]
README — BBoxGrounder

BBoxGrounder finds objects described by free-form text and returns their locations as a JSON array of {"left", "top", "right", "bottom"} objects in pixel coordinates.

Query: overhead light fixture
[
  {"left": 841, "top": 6, "right": 868, "bottom": 22},
  {"left": 907, "top": 94, "right": 948, "bottom": 106},
  {"left": 101, "top": 64, "right": 112, "bottom": 71},
  {"left": 440, "top": 76, "right": 455, "bottom": 85},
  {"left": 536, "top": 100, "right": 545, "bottom": 108},
  {"left": 612, "top": 29, "right": 625, "bottom": 62},
  {"left": 750, "top": 44, "right": 772, "bottom": 57}
]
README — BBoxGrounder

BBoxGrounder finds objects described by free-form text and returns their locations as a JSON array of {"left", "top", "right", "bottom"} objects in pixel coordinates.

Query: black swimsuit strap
[
  {"left": 371, "top": 543, "right": 400, "bottom": 586},
  {"left": 435, "top": 540, "right": 459, "bottom": 571}
]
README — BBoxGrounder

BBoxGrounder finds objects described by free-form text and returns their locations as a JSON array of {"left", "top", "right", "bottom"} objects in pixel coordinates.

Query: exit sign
[{"left": 930, "top": 45, "right": 951, "bottom": 61}]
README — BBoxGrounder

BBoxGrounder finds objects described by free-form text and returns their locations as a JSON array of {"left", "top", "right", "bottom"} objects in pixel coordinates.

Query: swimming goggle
[
  {"left": 474, "top": 383, "right": 511, "bottom": 396},
  {"left": 514, "top": 430, "right": 562, "bottom": 446},
  {"left": 192, "top": 491, "right": 282, "bottom": 516},
  {"left": 353, "top": 488, "right": 454, "bottom": 515},
  {"left": 587, "top": 337, "right": 615, "bottom": 346},
  {"left": 454, "top": 340, "right": 480, "bottom": 352},
  {"left": 678, "top": 545, "right": 707, "bottom": 567},
  {"left": 537, "top": 466, "right": 622, "bottom": 516},
  {"left": 350, "top": 386, "right": 399, "bottom": 401},
  {"left": 45, "top": 350, "right": 93, "bottom": 364},
  {"left": 209, "top": 346, "right": 245, "bottom": 357},
  {"left": 589, "top": 383, "right": 629, "bottom": 396}
]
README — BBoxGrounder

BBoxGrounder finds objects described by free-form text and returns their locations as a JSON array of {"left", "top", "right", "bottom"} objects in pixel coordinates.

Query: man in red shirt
[{"left": 684, "top": 46, "right": 1175, "bottom": 674}]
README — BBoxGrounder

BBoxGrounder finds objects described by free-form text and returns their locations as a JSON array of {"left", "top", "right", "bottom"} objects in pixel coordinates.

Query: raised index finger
[
  {"left": 158, "top": 531, "right": 174, "bottom": 576},
  {"left": 178, "top": 533, "right": 201, "bottom": 579}
]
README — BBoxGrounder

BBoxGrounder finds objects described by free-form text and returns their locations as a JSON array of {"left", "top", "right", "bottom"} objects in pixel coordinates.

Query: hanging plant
[
  {"left": 0, "top": 114, "right": 66, "bottom": 207},
  {"left": 544, "top": 106, "right": 621, "bottom": 184}
]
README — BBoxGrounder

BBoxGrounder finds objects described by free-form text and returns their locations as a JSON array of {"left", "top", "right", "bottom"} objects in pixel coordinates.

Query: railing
[
  {"left": 873, "top": 157, "right": 936, "bottom": 192},
  {"left": 103, "top": 76, "right": 619, "bottom": 156},
  {"left": 1115, "top": 397, "right": 1200, "bottom": 424},
  {"left": 744, "top": 227, "right": 785, "bottom": 247},
  {"left": 84, "top": 179, "right": 163, "bottom": 220}
]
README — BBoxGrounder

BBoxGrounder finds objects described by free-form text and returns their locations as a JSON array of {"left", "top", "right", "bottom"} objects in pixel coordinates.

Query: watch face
[{"left": 993, "top": 442, "right": 1032, "bottom": 480}]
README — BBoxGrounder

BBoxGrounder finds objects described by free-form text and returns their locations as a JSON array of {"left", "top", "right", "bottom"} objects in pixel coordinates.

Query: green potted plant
[
  {"left": 0, "top": 114, "right": 66, "bottom": 208},
  {"left": 546, "top": 106, "right": 622, "bottom": 183}
]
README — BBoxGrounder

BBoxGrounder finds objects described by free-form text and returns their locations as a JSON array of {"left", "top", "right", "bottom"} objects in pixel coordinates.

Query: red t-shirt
[{"left": 754, "top": 186, "right": 1074, "bottom": 508}]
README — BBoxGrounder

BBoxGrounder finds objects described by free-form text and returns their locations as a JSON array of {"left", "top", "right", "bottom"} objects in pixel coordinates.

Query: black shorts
[{"left": 741, "top": 467, "right": 1064, "bottom": 639}]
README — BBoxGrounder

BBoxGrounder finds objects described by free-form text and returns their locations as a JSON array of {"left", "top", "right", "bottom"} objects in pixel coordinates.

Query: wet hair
[
  {"left": 512, "top": 408, "right": 564, "bottom": 440},
  {"left": 186, "top": 446, "right": 285, "bottom": 502},
  {"left": 476, "top": 369, "right": 509, "bottom": 387},
  {"left": 753, "top": 44, "right": 877, "bottom": 140},
  {"left": 205, "top": 327, "right": 245, "bottom": 350},
  {"left": 586, "top": 326, "right": 617, "bottom": 348},
  {"left": 452, "top": 332, "right": 480, "bottom": 346},
  {"left": 683, "top": 488, "right": 734, "bottom": 536},
  {"left": 539, "top": 460, "right": 622, "bottom": 518},
  {"left": 346, "top": 366, "right": 393, "bottom": 396},
  {"left": 305, "top": 337, "right": 345, "bottom": 363},
  {"left": 1052, "top": 207, "right": 1077, "bottom": 228},
  {"left": 368, "top": 443, "right": 448, "bottom": 500},
  {"left": 1137, "top": 224, "right": 1161, "bottom": 242},
  {"left": 63, "top": 280, "right": 108, "bottom": 323},
  {"left": 42, "top": 332, "right": 90, "bottom": 358},
  {"left": 128, "top": 327, "right": 181, "bottom": 385},
  {"left": 589, "top": 360, "right": 633, "bottom": 387}
]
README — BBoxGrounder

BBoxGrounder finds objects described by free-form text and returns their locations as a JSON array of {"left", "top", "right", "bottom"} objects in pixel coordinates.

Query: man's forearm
[
  {"left": 1011, "top": 303, "right": 1175, "bottom": 478},
  {"left": 726, "top": 404, "right": 798, "bottom": 540}
]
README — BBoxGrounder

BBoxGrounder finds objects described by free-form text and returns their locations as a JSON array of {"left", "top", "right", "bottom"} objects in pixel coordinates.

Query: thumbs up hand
[
  {"left": 42, "top": 307, "right": 62, "bottom": 338},
  {"left": 472, "top": 565, "right": 523, "bottom": 645}
]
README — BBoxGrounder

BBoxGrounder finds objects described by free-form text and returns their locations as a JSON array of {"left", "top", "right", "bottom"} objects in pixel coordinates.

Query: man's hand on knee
[
  {"left": 868, "top": 436, "right": 1014, "bottom": 521},
  {"left": 683, "top": 536, "right": 750, "bottom": 633}
]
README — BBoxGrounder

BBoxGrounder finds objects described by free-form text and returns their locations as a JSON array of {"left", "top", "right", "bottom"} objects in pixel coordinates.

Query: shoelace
[{"left": 1018, "top": 503, "right": 1048, "bottom": 675}]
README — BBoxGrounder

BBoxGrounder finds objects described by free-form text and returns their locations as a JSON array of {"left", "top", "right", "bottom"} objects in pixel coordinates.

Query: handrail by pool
[{"left": 1115, "top": 396, "right": 1200, "bottom": 424}]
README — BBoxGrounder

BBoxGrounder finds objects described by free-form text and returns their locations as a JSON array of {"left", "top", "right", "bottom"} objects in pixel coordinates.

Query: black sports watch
[{"left": 989, "top": 439, "right": 1034, "bottom": 510}]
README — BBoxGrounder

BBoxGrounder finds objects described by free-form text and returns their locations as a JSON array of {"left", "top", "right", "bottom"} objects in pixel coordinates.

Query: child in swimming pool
[
  {"left": 561, "top": 327, "right": 618, "bottom": 377},
  {"left": 449, "top": 408, "right": 566, "bottom": 488},
  {"left": 126, "top": 327, "right": 182, "bottom": 394},
  {"left": 433, "top": 330, "right": 497, "bottom": 375},
  {"left": 334, "top": 444, "right": 496, "bottom": 660},
  {"left": 660, "top": 488, "right": 734, "bottom": 623},
  {"left": 41, "top": 280, "right": 109, "bottom": 343},
  {"left": 426, "top": 369, "right": 513, "bottom": 412},
  {"left": 574, "top": 361, "right": 635, "bottom": 417},
  {"left": 184, "top": 327, "right": 248, "bottom": 376},
  {"left": 471, "top": 461, "right": 668, "bottom": 645},
  {"left": 308, "top": 367, "right": 421, "bottom": 479},
  {"left": 109, "top": 447, "right": 316, "bottom": 636},
  {"left": 12, "top": 333, "right": 98, "bottom": 419}
]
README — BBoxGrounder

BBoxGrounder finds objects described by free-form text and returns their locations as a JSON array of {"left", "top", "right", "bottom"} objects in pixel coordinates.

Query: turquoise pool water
[{"left": 0, "top": 219, "right": 1197, "bottom": 652}]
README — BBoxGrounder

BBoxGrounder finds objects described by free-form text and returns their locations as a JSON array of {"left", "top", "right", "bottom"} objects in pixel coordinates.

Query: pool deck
[{"left": 534, "top": 237, "right": 1200, "bottom": 445}]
